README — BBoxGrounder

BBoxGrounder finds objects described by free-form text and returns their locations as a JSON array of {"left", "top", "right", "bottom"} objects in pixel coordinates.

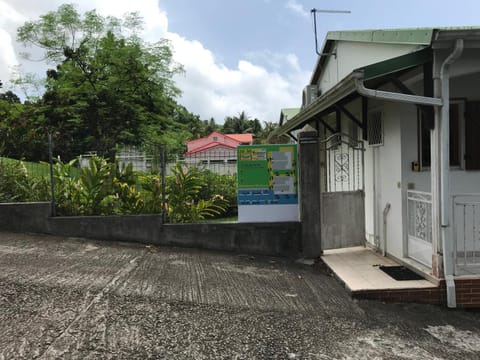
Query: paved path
[{"left": 0, "top": 231, "right": 479, "bottom": 359}]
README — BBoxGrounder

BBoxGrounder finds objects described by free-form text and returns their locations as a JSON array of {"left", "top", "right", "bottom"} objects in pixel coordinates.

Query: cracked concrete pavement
[{"left": 0, "top": 231, "right": 479, "bottom": 359}]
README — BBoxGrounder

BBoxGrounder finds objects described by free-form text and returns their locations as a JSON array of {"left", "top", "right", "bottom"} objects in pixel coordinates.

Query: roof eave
[
  {"left": 271, "top": 72, "right": 359, "bottom": 137},
  {"left": 274, "top": 47, "right": 434, "bottom": 137}
]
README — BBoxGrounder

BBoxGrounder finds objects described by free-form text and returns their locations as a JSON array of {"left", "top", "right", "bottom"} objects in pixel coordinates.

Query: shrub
[
  {"left": 139, "top": 174, "right": 164, "bottom": 214},
  {"left": 197, "top": 170, "right": 237, "bottom": 217},
  {"left": 53, "top": 156, "right": 144, "bottom": 216},
  {"left": 166, "top": 163, "right": 228, "bottom": 223},
  {"left": 0, "top": 158, "right": 50, "bottom": 202}
]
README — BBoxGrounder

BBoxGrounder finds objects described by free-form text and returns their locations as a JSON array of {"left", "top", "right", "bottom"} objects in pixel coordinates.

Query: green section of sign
[{"left": 237, "top": 144, "right": 297, "bottom": 191}]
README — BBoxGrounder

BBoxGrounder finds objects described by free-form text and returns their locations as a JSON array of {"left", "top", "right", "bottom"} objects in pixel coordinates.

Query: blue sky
[{"left": 1, "top": 0, "right": 479, "bottom": 123}]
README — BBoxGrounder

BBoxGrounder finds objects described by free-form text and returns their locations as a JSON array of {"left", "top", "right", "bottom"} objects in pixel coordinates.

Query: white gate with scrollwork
[
  {"left": 407, "top": 190, "right": 433, "bottom": 267},
  {"left": 319, "top": 133, "right": 365, "bottom": 250},
  {"left": 320, "top": 133, "right": 364, "bottom": 193}
]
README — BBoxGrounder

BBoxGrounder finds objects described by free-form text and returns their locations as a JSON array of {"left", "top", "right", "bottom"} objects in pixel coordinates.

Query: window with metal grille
[{"left": 368, "top": 112, "right": 383, "bottom": 146}]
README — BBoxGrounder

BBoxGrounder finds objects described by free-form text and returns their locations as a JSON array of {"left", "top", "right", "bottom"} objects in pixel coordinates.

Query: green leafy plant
[
  {"left": 140, "top": 174, "right": 164, "bottom": 214},
  {"left": 197, "top": 170, "right": 237, "bottom": 217},
  {"left": 166, "top": 163, "right": 228, "bottom": 223},
  {"left": 79, "top": 157, "right": 111, "bottom": 215},
  {"left": 53, "top": 158, "right": 84, "bottom": 215},
  {"left": 102, "top": 178, "right": 144, "bottom": 215},
  {"left": 53, "top": 156, "right": 144, "bottom": 216},
  {"left": 0, "top": 158, "right": 50, "bottom": 202}
]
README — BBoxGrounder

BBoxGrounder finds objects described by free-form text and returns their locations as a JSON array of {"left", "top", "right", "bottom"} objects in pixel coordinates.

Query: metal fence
[
  {"left": 173, "top": 150, "right": 238, "bottom": 176},
  {"left": 78, "top": 148, "right": 239, "bottom": 176},
  {"left": 453, "top": 194, "right": 480, "bottom": 275},
  {"left": 1, "top": 142, "right": 238, "bottom": 219}
]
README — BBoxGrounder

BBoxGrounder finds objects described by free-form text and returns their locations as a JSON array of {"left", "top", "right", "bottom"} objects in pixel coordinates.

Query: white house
[{"left": 273, "top": 27, "right": 480, "bottom": 308}]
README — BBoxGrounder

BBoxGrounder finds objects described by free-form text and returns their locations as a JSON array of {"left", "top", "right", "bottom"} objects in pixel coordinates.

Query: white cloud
[
  {"left": 285, "top": 0, "right": 309, "bottom": 18},
  {"left": 168, "top": 32, "right": 309, "bottom": 122},
  {"left": 0, "top": 29, "right": 18, "bottom": 84},
  {"left": 0, "top": 0, "right": 309, "bottom": 123},
  {"left": 245, "top": 50, "right": 302, "bottom": 73}
]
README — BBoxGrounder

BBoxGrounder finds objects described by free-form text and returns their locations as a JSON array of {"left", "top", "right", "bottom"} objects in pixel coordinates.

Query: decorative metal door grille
[
  {"left": 406, "top": 190, "right": 433, "bottom": 267},
  {"left": 407, "top": 191, "right": 432, "bottom": 244},
  {"left": 320, "top": 133, "right": 364, "bottom": 192}
]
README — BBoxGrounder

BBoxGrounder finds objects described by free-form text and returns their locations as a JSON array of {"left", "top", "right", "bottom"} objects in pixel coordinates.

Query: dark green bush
[
  {"left": 197, "top": 169, "right": 237, "bottom": 217},
  {"left": 0, "top": 159, "right": 50, "bottom": 202}
]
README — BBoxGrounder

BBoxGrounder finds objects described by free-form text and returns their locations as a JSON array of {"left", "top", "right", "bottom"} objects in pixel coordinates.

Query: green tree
[
  {"left": 222, "top": 111, "right": 252, "bottom": 134},
  {"left": 204, "top": 117, "right": 219, "bottom": 134},
  {"left": 17, "top": 4, "right": 183, "bottom": 160},
  {"left": 0, "top": 82, "right": 47, "bottom": 160},
  {"left": 222, "top": 111, "right": 267, "bottom": 143},
  {"left": 258, "top": 121, "right": 289, "bottom": 144}
]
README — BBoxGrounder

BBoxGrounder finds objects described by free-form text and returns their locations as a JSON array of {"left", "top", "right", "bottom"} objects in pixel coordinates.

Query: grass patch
[
  {"left": 0, "top": 157, "right": 50, "bottom": 178},
  {"left": 198, "top": 216, "right": 238, "bottom": 223}
]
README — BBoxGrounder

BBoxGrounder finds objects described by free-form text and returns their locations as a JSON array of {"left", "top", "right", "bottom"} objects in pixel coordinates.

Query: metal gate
[
  {"left": 453, "top": 194, "right": 480, "bottom": 275},
  {"left": 320, "top": 133, "right": 364, "bottom": 193},
  {"left": 407, "top": 190, "right": 433, "bottom": 267},
  {"left": 319, "top": 133, "right": 365, "bottom": 250}
]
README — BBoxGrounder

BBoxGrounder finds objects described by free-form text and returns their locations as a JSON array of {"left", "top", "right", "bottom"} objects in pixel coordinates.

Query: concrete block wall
[{"left": 0, "top": 202, "right": 301, "bottom": 257}]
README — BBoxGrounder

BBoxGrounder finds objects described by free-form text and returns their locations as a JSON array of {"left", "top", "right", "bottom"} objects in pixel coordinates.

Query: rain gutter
[{"left": 353, "top": 73, "right": 443, "bottom": 106}]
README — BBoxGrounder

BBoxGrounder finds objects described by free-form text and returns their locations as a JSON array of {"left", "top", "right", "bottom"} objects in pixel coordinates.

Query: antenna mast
[{"left": 311, "top": 8, "right": 351, "bottom": 56}]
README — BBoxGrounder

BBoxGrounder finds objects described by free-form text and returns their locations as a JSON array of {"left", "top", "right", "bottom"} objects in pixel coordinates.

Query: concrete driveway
[{"left": 0, "top": 231, "right": 479, "bottom": 359}]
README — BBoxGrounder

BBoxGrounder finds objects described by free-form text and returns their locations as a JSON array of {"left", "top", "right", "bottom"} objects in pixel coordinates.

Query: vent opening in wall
[{"left": 368, "top": 112, "right": 383, "bottom": 146}]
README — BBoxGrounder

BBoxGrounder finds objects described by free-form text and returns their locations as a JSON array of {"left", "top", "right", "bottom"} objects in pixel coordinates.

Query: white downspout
[
  {"left": 440, "top": 39, "right": 464, "bottom": 308},
  {"left": 383, "top": 203, "right": 391, "bottom": 256}
]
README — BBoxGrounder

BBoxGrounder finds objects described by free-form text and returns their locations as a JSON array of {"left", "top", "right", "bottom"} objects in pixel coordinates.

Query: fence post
[
  {"left": 298, "top": 126, "right": 321, "bottom": 258},
  {"left": 48, "top": 133, "right": 56, "bottom": 217},
  {"left": 161, "top": 147, "right": 166, "bottom": 223}
]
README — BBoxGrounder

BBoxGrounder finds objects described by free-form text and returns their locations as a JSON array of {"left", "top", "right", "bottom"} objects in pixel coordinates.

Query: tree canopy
[
  {"left": 0, "top": 3, "right": 285, "bottom": 162},
  {"left": 15, "top": 3, "right": 186, "bottom": 160}
]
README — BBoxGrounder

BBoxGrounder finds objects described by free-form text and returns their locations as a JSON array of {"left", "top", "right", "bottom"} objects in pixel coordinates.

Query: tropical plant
[
  {"left": 53, "top": 155, "right": 144, "bottom": 216},
  {"left": 52, "top": 158, "right": 84, "bottom": 215},
  {"left": 140, "top": 174, "right": 164, "bottom": 214},
  {"left": 101, "top": 178, "right": 144, "bottom": 215},
  {"left": 198, "top": 170, "right": 237, "bottom": 216},
  {"left": 166, "top": 163, "right": 228, "bottom": 223},
  {"left": 0, "top": 158, "right": 50, "bottom": 202}
]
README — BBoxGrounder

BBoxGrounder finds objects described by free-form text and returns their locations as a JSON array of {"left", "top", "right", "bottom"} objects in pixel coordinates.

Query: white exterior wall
[
  {"left": 318, "top": 42, "right": 422, "bottom": 92},
  {"left": 388, "top": 68, "right": 480, "bottom": 268},
  {"left": 364, "top": 102, "right": 405, "bottom": 258},
  {"left": 400, "top": 67, "right": 480, "bottom": 196}
]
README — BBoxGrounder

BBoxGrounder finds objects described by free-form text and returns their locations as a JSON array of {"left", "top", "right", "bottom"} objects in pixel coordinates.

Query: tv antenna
[{"left": 311, "top": 8, "right": 351, "bottom": 56}]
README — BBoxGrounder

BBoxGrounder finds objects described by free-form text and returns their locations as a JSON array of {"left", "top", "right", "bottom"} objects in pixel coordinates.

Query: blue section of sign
[{"left": 238, "top": 189, "right": 298, "bottom": 205}]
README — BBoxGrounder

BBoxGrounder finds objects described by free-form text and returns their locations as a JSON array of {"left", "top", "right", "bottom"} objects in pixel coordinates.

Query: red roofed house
[{"left": 184, "top": 131, "right": 253, "bottom": 172}]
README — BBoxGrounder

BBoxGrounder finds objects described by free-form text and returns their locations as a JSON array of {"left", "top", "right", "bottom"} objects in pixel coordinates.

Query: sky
[{"left": 1, "top": 0, "right": 480, "bottom": 124}]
